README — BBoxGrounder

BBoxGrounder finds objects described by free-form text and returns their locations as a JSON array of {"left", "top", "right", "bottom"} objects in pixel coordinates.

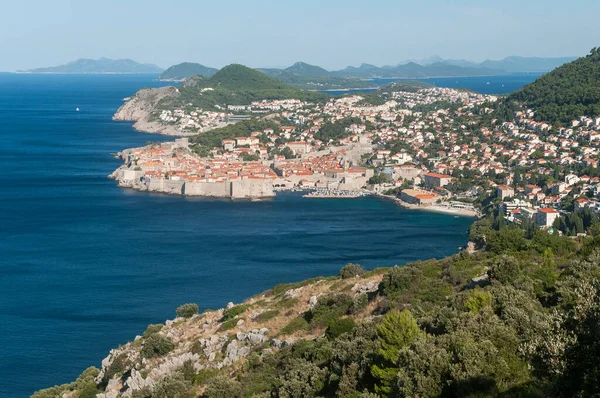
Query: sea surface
[
  {"left": 321, "top": 73, "right": 542, "bottom": 95},
  {"left": 0, "top": 73, "right": 528, "bottom": 397}
]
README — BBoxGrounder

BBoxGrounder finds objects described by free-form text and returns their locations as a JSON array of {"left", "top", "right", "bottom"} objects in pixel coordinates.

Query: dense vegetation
[
  {"left": 189, "top": 118, "right": 280, "bottom": 156},
  {"left": 508, "top": 47, "right": 600, "bottom": 124}
]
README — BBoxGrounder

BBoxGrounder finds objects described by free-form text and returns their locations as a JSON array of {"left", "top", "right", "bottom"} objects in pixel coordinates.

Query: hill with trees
[
  {"left": 507, "top": 47, "right": 600, "bottom": 125},
  {"left": 159, "top": 62, "right": 218, "bottom": 80},
  {"left": 157, "top": 64, "right": 328, "bottom": 111}
]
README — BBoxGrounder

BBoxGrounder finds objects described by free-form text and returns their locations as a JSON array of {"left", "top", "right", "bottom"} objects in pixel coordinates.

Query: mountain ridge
[{"left": 21, "top": 58, "right": 164, "bottom": 74}]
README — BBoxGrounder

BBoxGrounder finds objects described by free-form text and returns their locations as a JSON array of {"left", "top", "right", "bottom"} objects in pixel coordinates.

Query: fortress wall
[
  {"left": 231, "top": 179, "right": 275, "bottom": 199},
  {"left": 183, "top": 181, "right": 231, "bottom": 197}
]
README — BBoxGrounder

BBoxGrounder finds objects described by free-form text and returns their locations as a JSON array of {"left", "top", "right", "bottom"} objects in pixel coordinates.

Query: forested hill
[
  {"left": 507, "top": 47, "right": 600, "bottom": 125},
  {"left": 159, "top": 62, "right": 218, "bottom": 80},
  {"left": 156, "top": 64, "right": 329, "bottom": 111}
]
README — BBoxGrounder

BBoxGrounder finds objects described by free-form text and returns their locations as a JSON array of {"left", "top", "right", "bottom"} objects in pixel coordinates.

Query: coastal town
[{"left": 112, "top": 84, "right": 600, "bottom": 230}]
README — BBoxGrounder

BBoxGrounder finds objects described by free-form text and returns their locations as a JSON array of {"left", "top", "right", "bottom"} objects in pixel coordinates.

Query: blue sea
[
  {"left": 0, "top": 73, "right": 528, "bottom": 397},
  {"left": 321, "top": 73, "right": 541, "bottom": 95}
]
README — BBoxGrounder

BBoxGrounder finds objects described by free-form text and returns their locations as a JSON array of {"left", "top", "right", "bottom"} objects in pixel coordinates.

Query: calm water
[
  {"left": 0, "top": 74, "right": 487, "bottom": 397},
  {"left": 322, "top": 73, "right": 541, "bottom": 95}
]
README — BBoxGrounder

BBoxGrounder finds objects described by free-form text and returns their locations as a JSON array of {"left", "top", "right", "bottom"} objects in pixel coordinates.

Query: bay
[{"left": 0, "top": 73, "right": 505, "bottom": 396}]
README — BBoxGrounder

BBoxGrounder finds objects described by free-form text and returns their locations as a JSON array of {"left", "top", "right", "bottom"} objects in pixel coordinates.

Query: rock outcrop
[{"left": 112, "top": 86, "right": 191, "bottom": 136}]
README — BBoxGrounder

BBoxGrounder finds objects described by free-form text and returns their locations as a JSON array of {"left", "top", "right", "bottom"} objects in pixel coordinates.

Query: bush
[
  {"left": 349, "top": 293, "right": 369, "bottom": 315},
  {"left": 141, "top": 334, "right": 174, "bottom": 358},
  {"left": 379, "top": 266, "right": 422, "bottom": 299},
  {"left": 307, "top": 294, "right": 353, "bottom": 327},
  {"left": 280, "top": 317, "right": 310, "bottom": 335},
  {"left": 222, "top": 304, "right": 250, "bottom": 321},
  {"left": 105, "top": 353, "right": 129, "bottom": 380},
  {"left": 340, "top": 263, "right": 366, "bottom": 279},
  {"left": 176, "top": 303, "right": 199, "bottom": 318},
  {"left": 194, "top": 368, "right": 221, "bottom": 386},
  {"left": 142, "top": 324, "right": 163, "bottom": 338},
  {"left": 219, "top": 318, "right": 239, "bottom": 332},
  {"left": 255, "top": 309, "right": 280, "bottom": 323},
  {"left": 464, "top": 289, "right": 492, "bottom": 313},
  {"left": 326, "top": 317, "right": 356, "bottom": 339},
  {"left": 203, "top": 375, "right": 242, "bottom": 398}
]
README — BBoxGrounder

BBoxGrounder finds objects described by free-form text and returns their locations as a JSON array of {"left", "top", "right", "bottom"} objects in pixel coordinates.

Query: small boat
[
  {"left": 486, "top": 82, "right": 490, "bottom": 85},
  {"left": 76, "top": 107, "right": 80, "bottom": 112},
  {"left": 454, "top": 216, "right": 459, "bottom": 218}
]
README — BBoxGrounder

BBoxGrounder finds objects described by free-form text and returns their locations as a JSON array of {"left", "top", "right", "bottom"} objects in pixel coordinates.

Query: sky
[{"left": 1, "top": 0, "right": 598, "bottom": 72}]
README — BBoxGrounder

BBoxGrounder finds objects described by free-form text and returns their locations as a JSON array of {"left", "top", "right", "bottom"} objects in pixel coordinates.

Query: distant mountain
[
  {"left": 159, "top": 62, "right": 218, "bottom": 80},
  {"left": 21, "top": 58, "right": 163, "bottom": 74},
  {"left": 332, "top": 62, "right": 502, "bottom": 78},
  {"left": 479, "top": 56, "right": 577, "bottom": 73},
  {"left": 405, "top": 56, "right": 577, "bottom": 73},
  {"left": 507, "top": 48, "right": 600, "bottom": 124},
  {"left": 284, "top": 62, "right": 330, "bottom": 77}
]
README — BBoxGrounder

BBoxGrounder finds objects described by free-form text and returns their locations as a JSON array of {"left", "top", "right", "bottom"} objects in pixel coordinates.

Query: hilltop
[
  {"left": 113, "top": 64, "right": 328, "bottom": 136},
  {"left": 159, "top": 62, "right": 218, "bottom": 80},
  {"left": 21, "top": 58, "right": 163, "bottom": 74},
  {"left": 507, "top": 47, "right": 600, "bottom": 124},
  {"left": 32, "top": 225, "right": 600, "bottom": 397}
]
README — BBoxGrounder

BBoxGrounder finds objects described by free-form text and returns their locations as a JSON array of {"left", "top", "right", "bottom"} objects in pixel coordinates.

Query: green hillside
[
  {"left": 33, "top": 223, "right": 600, "bottom": 398},
  {"left": 508, "top": 47, "right": 600, "bottom": 124},
  {"left": 156, "top": 64, "right": 329, "bottom": 111},
  {"left": 159, "top": 62, "right": 218, "bottom": 80}
]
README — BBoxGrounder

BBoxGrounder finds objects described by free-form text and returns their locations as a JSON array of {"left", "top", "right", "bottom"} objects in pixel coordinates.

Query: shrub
[
  {"left": 349, "top": 293, "right": 369, "bottom": 315},
  {"left": 326, "top": 317, "right": 356, "bottom": 339},
  {"left": 280, "top": 317, "right": 310, "bottom": 335},
  {"left": 194, "top": 368, "right": 221, "bottom": 386},
  {"left": 141, "top": 334, "right": 174, "bottom": 358},
  {"left": 222, "top": 304, "right": 250, "bottom": 321},
  {"left": 255, "top": 309, "right": 280, "bottom": 323},
  {"left": 340, "top": 263, "right": 366, "bottom": 279},
  {"left": 379, "top": 266, "right": 422, "bottom": 299},
  {"left": 142, "top": 324, "right": 163, "bottom": 338},
  {"left": 105, "top": 353, "right": 129, "bottom": 380},
  {"left": 464, "top": 289, "right": 493, "bottom": 313},
  {"left": 308, "top": 294, "right": 353, "bottom": 327},
  {"left": 218, "top": 318, "right": 239, "bottom": 332},
  {"left": 488, "top": 255, "right": 521, "bottom": 284},
  {"left": 204, "top": 375, "right": 242, "bottom": 398},
  {"left": 176, "top": 303, "right": 199, "bottom": 318}
]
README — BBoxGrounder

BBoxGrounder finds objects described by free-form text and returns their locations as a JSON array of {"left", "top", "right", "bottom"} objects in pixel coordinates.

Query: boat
[
  {"left": 486, "top": 82, "right": 490, "bottom": 85},
  {"left": 76, "top": 107, "right": 80, "bottom": 111}
]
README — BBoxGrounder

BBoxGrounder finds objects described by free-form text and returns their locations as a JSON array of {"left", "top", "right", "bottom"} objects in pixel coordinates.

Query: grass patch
[
  {"left": 218, "top": 318, "right": 239, "bottom": 332},
  {"left": 280, "top": 317, "right": 309, "bottom": 335},
  {"left": 222, "top": 304, "right": 250, "bottom": 321},
  {"left": 255, "top": 309, "right": 280, "bottom": 323}
]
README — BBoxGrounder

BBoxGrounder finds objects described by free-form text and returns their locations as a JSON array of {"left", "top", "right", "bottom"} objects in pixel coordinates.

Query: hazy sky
[{"left": 1, "top": 0, "right": 598, "bottom": 71}]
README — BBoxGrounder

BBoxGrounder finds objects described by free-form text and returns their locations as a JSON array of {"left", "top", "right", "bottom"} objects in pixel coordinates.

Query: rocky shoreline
[{"left": 112, "top": 86, "right": 199, "bottom": 137}]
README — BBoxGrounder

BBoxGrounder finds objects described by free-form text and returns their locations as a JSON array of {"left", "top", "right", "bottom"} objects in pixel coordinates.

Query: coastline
[{"left": 377, "top": 193, "right": 480, "bottom": 217}]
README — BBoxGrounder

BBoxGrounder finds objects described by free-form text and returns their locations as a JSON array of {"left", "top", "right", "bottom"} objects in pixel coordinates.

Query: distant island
[
  {"left": 20, "top": 57, "right": 164, "bottom": 74},
  {"left": 155, "top": 56, "right": 577, "bottom": 90}
]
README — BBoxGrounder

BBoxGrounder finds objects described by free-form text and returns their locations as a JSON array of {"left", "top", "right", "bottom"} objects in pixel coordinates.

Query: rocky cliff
[
  {"left": 113, "top": 86, "right": 191, "bottom": 136},
  {"left": 33, "top": 269, "right": 383, "bottom": 398}
]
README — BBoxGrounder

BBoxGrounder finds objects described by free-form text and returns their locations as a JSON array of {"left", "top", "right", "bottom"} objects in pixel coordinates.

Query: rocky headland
[{"left": 112, "top": 86, "right": 195, "bottom": 137}]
